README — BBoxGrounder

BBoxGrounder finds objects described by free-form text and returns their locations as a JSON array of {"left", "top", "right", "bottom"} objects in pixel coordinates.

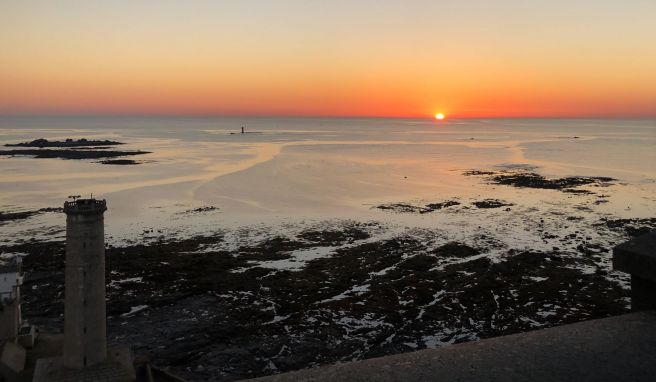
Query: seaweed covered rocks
[
  {"left": 5, "top": 138, "right": 124, "bottom": 148},
  {"left": 464, "top": 169, "right": 616, "bottom": 193},
  {"left": 1, "top": 137, "right": 150, "bottom": 164},
  {"left": 6, "top": 217, "right": 640, "bottom": 381}
]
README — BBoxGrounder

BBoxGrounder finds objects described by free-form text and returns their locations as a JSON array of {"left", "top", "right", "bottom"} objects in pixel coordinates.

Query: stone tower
[{"left": 63, "top": 198, "right": 108, "bottom": 369}]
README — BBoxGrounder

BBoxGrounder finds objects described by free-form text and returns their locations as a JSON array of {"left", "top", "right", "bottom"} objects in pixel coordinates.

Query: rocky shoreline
[
  {"left": 5, "top": 138, "right": 124, "bottom": 148},
  {"left": 0, "top": 148, "right": 150, "bottom": 160},
  {"left": 1, "top": 137, "right": 150, "bottom": 163},
  {"left": 463, "top": 169, "right": 616, "bottom": 193},
  {"left": 0, "top": 207, "right": 63, "bottom": 224},
  {"left": 2, "top": 166, "right": 654, "bottom": 381},
  {"left": 5, "top": 213, "right": 655, "bottom": 381}
]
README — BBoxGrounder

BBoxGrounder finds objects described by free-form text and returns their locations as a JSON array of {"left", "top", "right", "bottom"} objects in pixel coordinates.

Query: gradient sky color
[{"left": 1, "top": 1, "right": 655, "bottom": 118}]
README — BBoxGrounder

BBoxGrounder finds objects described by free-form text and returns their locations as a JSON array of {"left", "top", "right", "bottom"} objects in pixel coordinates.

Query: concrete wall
[
  {"left": 63, "top": 204, "right": 107, "bottom": 369},
  {"left": 0, "top": 341, "right": 26, "bottom": 374},
  {"left": 0, "top": 298, "right": 19, "bottom": 341},
  {"left": 0, "top": 271, "right": 21, "bottom": 341},
  {"left": 0, "top": 272, "right": 19, "bottom": 298}
]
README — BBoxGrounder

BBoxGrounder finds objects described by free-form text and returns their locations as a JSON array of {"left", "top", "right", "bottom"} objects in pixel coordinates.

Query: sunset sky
[{"left": 1, "top": 1, "right": 655, "bottom": 118}]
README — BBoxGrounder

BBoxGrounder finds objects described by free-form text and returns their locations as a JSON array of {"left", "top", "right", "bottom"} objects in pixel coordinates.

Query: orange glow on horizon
[{"left": 0, "top": 2, "right": 655, "bottom": 118}]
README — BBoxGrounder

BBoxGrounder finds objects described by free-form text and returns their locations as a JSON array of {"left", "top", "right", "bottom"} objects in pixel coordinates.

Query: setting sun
[{"left": 435, "top": 113, "right": 445, "bottom": 120}]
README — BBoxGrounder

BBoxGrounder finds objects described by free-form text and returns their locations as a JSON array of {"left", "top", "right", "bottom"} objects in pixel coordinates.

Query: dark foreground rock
[
  {"left": 464, "top": 170, "right": 616, "bottom": 192},
  {"left": 178, "top": 206, "right": 220, "bottom": 215},
  {"left": 5, "top": 138, "right": 123, "bottom": 147},
  {"left": 0, "top": 207, "right": 63, "bottom": 224},
  {"left": 99, "top": 159, "right": 141, "bottom": 165},
  {"left": 0, "top": 148, "right": 150, "bottom": 160},
  {"left": 598, "top": 218, "right": 656, "bottom": 238},
  {"left": 8, "top": 217, "right": 651, "bottom": 381},
  {"left": 375, "top": 200, "right": 460, "bottom": 214},
  {"left": 0, "top": 210, "right": 39, "bottom": 223},
  {"left": 472, "top": 199, "right": 514, "bottom": 209}
]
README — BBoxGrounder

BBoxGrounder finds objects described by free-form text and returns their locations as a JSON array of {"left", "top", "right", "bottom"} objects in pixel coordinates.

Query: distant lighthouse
[{"left": 62, "top": 197, "right": 108, "bottom": 369}]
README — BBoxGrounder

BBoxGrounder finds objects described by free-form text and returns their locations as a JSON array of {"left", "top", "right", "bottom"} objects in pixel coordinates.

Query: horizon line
[{"left": 0, "top": 112, "right": 655, "bottom": 120}]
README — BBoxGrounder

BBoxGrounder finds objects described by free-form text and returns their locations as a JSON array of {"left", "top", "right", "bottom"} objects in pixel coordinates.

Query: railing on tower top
[{"left": 64, "top": 199, "right": 107, "bottom": 212}]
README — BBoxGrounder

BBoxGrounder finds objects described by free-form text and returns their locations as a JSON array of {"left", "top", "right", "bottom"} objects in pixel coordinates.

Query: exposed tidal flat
[{"left": 1, "top": 116, "right": 655, "bottom": 380}]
